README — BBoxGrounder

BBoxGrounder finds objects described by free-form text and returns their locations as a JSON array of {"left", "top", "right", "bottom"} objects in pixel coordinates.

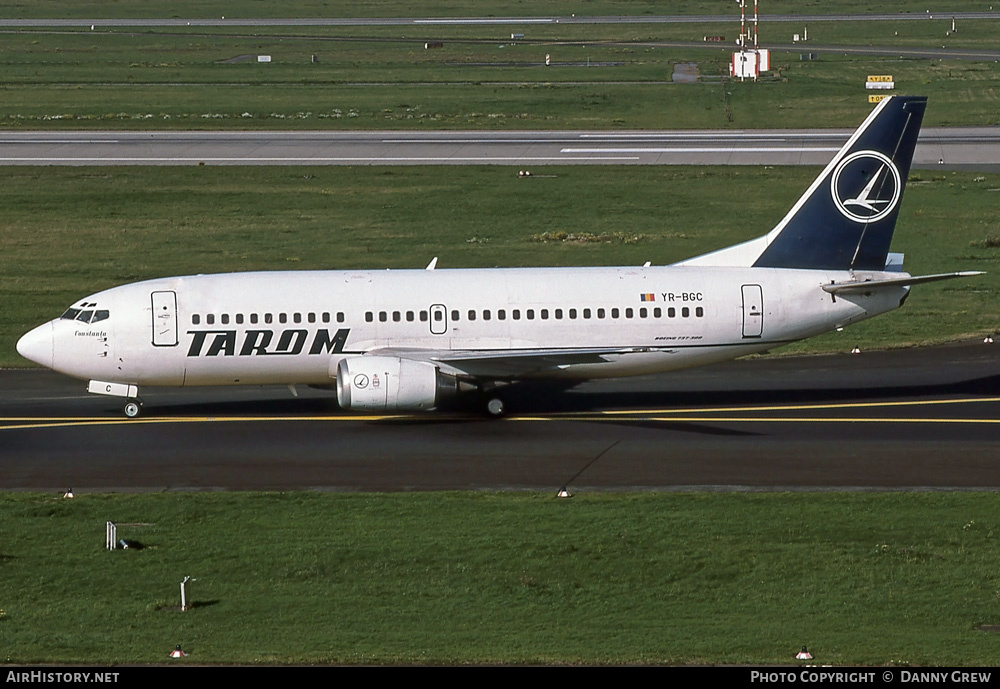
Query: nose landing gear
[{"left": 123, "top": 399, "right": 144, "bottom": 418}]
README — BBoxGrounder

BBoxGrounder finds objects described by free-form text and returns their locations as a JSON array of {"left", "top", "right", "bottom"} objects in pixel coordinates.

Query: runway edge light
[
  {"left": 556, "top": 486, "right": 573, "bottom": 498},
  {"left": 796, "top": 646, "right": 813, "bottom": 660}
]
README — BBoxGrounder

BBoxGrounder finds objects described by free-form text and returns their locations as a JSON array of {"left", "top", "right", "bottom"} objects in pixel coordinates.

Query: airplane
[{"left": 16, "top": 95, "right": 981, "bottom": 418}]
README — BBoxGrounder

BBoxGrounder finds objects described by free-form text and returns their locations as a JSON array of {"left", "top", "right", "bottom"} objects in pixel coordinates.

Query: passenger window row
[
  {"left": 192, "top": 306, "right": 706, "bottom": 326},
  {"left": 363, "top": 306, "right": 705, "bottom": 323},
  {"left": 191, "top": 311, "right": 345, "bottom": 326}
]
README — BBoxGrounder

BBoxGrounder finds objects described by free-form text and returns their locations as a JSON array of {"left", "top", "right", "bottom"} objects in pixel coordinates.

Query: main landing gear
[
  {"left": 485, "top": 397, "right": 506, "bottom": 417},
  {"left": 478, "top": 382, "right": 507, "bottom": 417}
]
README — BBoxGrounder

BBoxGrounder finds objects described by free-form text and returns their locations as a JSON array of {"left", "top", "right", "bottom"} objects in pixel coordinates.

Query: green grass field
[
  {"left": 0, "top": 3, "right": 997, "bottom": 130},
  {"left": 2, "top": 53, "right": 997, "bottom": 130},
  {"left": 2, "top": 165, "right": 997, "bottom": 368},
  {"left": 3, "top": 491, "right": 1000, "bottom": 665}
]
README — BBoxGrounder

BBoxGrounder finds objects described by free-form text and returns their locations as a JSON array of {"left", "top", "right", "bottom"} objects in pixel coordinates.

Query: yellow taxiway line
[{"left": 2, "top": 396, "right": 1000, "bottom": 431}]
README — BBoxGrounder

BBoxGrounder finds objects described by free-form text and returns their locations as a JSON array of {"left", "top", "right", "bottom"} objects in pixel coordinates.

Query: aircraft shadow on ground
[{"left": 497, "top": 372, "right": 1000, "bottom": 414}]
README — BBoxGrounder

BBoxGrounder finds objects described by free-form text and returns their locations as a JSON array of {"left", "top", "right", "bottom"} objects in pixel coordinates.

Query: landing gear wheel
[
  {"left": 123, "top": 399, "right": 143, "bottom": 419},
  {"left": 486, "top": 397, "right": 505, "bottom": 417}
]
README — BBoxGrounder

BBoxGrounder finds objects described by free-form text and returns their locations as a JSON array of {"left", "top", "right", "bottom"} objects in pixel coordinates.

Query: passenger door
[{"left": 151, "top": 291, "right": 178, "bottom": 346}]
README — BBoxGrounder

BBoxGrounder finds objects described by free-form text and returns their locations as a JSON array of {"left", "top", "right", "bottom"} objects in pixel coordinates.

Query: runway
[
  {"left": 3, "top": 341, "right": 999, "bottom": 492},
  {"left": 1, "top": 128, "right": 998, "bottom": 169}
]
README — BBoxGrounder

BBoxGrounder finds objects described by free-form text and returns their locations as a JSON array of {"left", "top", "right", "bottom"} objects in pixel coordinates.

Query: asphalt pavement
[{"left": 3, "top": 341, "right": 999, "bottom": 492}]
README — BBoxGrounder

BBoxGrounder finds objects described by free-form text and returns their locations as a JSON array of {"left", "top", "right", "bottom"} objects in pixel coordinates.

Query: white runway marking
[
  {"left": 561, "top": 147, "right": 841, "bottom": 153},
  {"left": 579, "top": 133, "right": 846, "bottom": 139},
  {"left": 383, "top": 138, "right": 577, "bottom": 143},
  {"left": 0, "top": 139, "right": 121, "bottom": 144},
  {"left": 413, "top": 18, "right": 555, "bottom": 24},
  {"left": 0, "top": 156, "right": 643, "bottom": 163}
]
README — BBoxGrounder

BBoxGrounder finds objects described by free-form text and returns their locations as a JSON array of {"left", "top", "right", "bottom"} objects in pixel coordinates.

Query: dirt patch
[
  {"left": 217, "top": 54, "right": 255, "bottom": 64},
  {"left": 672, "top": 62, "right": 700, "bottom": 83}
]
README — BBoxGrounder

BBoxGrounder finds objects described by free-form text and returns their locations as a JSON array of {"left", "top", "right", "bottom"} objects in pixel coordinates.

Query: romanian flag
[{"left": 640, "top": 293, "right": 655, "bottom": 302}]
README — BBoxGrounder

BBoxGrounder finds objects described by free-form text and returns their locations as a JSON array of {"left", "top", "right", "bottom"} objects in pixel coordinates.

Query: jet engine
[{"left": 335, "top": 356, "right": 458, "bottom": 411}]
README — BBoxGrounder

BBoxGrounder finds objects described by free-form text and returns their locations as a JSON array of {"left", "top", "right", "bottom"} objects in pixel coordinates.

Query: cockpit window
[{"left": 59, "top": 307, "right": 110, "bottom": 324}]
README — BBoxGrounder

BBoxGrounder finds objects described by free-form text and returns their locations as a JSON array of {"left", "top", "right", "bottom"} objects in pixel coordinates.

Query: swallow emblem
[{"left": 830, "top": 150, "right": 901, "bottom": 224}]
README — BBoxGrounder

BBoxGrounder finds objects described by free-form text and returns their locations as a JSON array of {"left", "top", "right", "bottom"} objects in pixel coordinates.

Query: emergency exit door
[{"left": 429, "top": 304, "right": 448, "bottom": 335}]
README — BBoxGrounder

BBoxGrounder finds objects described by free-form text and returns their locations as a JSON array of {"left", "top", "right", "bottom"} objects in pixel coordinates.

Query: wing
[{"left": 363, "top": 346, "right": 674, "bottom": 379}]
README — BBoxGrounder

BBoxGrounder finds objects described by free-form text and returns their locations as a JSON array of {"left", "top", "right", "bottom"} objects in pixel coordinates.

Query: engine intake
[{"left": 335, "top": 356, "right": 457, "bottom": 411}]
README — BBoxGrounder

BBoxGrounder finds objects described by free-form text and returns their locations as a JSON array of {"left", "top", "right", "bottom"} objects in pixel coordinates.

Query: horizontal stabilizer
[{"left": 822, "top": 271, "right": 984, "bottom": 295}]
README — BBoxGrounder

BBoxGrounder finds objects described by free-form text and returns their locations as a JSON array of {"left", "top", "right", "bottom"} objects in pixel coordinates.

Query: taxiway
[{"left": 3, "top": 341, "right": 999, "bottom": 492}]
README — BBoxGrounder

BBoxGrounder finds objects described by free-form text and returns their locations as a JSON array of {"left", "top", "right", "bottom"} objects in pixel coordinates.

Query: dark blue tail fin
[{"left": 752, "top": 95, "right": 926, "bottom": 271}]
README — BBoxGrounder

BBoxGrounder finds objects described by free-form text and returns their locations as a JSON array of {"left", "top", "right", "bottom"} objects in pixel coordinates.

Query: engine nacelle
[{"left": 335, "top": 356, "right": 457, "bottom": 411}]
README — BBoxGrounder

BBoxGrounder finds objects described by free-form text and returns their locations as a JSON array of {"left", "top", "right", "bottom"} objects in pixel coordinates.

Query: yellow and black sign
[
  {"left": 868, "top": 94, "right": 889, "bottom": 103},
  {"left": 867, "top": 75, "right": 893, "bottom": 82}
]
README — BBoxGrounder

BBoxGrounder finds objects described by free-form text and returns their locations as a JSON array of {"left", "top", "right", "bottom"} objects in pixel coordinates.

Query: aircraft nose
[{"left": 16, "top": 322, "right": 54, "bottom": 369}]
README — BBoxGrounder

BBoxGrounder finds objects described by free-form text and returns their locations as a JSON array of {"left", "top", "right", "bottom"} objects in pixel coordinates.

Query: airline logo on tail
[{"left": 830, "top": 150, "right": 901, "bottom": 224}]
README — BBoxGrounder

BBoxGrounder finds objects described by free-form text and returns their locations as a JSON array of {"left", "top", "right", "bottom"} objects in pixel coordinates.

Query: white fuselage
[{"left": 25, "top": 265, "right": 907, "bottom": 388}]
